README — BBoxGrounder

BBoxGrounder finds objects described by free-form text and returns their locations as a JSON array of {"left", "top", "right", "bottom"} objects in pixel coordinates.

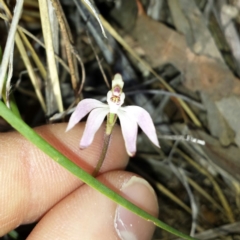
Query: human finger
[
  {"left": 27, "top": 171, "right": 159, "bottom": 240},
  {"left": 0, "top": 123, "right": 128, "bottom": 236}
]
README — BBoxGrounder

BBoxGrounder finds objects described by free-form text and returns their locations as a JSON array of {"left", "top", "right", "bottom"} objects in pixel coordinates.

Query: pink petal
[
  {"left": 117, "top": 110, "right": 138, "bottom": 156},
  {"left": 123, "top": 106, "right": 160, "bottom": 148},
  {"left": 80, "top": 108, "right": 109, "bottom": 149},
  {"left": 66, "top": 99, "right": 107, "bottom": 132}
]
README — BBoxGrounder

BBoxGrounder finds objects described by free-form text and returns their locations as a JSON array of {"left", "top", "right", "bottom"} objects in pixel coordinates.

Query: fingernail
[{"left": 114, "top": 176, "right": 158, "bottom": 240}]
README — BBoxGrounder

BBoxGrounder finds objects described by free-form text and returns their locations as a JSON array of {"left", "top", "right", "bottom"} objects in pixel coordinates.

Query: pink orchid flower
[{"left": 66, "top": 74, "right": 160, "bottom": 156}]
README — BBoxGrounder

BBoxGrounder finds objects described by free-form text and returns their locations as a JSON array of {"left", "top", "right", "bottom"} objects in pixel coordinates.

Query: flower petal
[
  {"left": 107, "top": 91, "right": 125, "bottom": 113},
  {"left": 66, "top": 99, "right": 107, "bottom": 132},
  {"left": 123, "top": 106, "right": 160, "bottom": 148},
  {"left": 112, "top": 73, "right": 124, "bottom": 89},
  {"left": 117, "top": 109, "right": 138, "bottom": 156},
  {"left": 80, "top": 107, "right": 109, "bottom": 149}
]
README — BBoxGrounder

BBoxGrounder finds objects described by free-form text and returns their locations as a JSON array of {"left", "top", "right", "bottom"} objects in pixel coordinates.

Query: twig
[
  {"left": 50, "top": 0, "right": 86, "bottom": 95},
  {"left": 178, "top": 149, "right": 235, "bottom": 223},
  {"left": 0, "top": 0, "right": 24, "bottom": 99},
  {"left": 18, "top": 24, "right": 70, "bottom": 72},
  {"left": 87, "top": 32, "right": 110, "bottom": 89},
  {"left": 70, "top": 46, "right": 86, "bottom": 95},
  {"left": 49, "top": 0, "right": 78, "bottom": 92},
  {"left": 0, "top": 0, "right": 46, "bottom": 111},
  {"left": 166, "top": 127, "right": 198, "bottom": 236},
  {"left": 5, "top": 42, "right": 14, "bottom": 108},
  {"left": 82, "top": 0, "right": 107, "bottom": 38},
  {"left": 38, "top": 0, "right": 63, "bottom": 112},
  {"left": 16, "top": 33, "right": 47, "bottom": 111},
  {"left": 126, "top": 90, "right": 206, "bottom": 110}
]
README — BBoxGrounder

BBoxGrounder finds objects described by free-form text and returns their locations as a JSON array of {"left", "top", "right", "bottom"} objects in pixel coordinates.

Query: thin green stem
[
  {"left": 93, "top": 113, "right": 117, "bottom": 176},
  {"left": 92, "top": 133, "right": 111, "bottom": 177},
  {"left": 0, "top": 101, "right": 197, "bottom": 240},
  {"left": 106, "top": 112, "right": 117, "bottom": 134}
]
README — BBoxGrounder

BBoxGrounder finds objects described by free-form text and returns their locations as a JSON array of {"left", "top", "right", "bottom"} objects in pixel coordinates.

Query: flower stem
[
  {"left": 92, "top": 113, "right": 117, "bottom": 176},
  {"left": 92, "top": 132, "right": 111, "bottom": 176}
]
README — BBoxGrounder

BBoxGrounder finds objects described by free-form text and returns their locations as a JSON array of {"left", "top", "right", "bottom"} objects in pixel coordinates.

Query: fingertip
[{"left": 115, "top": 176, "right": 158, "bottom": 240}]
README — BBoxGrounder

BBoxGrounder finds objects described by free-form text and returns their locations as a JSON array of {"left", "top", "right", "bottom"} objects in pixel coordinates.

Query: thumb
[
  {"left": 114, "top": 174, "right": 159, "bottom": 240},
  {"left": 27, "top": 171, "right": 159, "bottom": 240}
]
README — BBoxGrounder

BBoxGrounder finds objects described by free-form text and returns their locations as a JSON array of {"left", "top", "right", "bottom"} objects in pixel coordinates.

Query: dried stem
[
  {"left": 49, "top": 0, "right": 79, "bottom": 94},
  {"left": 87, "top": 32, "right": 110, "bottom": 89}
]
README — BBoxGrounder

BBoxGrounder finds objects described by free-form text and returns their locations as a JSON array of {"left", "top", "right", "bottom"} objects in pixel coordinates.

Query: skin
[{"left": 0, "top": 123, "right": 158, "bottom": 239}]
